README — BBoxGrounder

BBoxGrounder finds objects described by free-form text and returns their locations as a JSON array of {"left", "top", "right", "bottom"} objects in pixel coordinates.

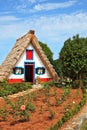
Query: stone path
[{"left": 62, "top": 102, "right": 87, "bottom": 130}]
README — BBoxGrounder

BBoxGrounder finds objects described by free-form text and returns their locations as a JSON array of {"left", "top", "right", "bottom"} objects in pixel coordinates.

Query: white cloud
[
  {"left": 16, "top": 4, "right": 27, "bottom": 12},
  {"left": 15, "top": 0, "right": 47, "bottom": 12},
  {"left": 31, "top": 0, "right": 77, "bottom": 12},
  {"left": 0, "top": 12, "right": 87, "bottom": 40},
  {"left": 0, "top": 11, "right": 87, "bottom": 62},
  {"left": 20, "top": 0, "right": 47, "bottom": 3},
  {"left": 28, "top": 0, "right": 36, "bottom": 3},
  {"left": 0, "top": 16, "right": 19, "bottom": 22},
  {"left": 14, "top": 0, "right": 77, "bottom": 13},
  {"left": 0, "top": 11, "right": 12, "bottom": 15}
]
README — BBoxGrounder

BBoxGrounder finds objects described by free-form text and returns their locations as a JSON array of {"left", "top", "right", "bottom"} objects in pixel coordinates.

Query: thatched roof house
[{"left": 0, "top": 30, "right": 58, "bottom": 83}]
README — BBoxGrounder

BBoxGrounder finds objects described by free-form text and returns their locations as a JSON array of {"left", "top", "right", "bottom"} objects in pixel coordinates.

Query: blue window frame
[
  {"left": 36, "top": 67, "right": 45, "bottom": 75},
  {"left": 13, "top": 67, "right": 24, "bottom": 75}
]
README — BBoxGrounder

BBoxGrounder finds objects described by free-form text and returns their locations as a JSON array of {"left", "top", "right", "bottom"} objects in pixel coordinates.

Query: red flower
[{"left": 20, "top": 105, "right": 26, "bottom": 111}]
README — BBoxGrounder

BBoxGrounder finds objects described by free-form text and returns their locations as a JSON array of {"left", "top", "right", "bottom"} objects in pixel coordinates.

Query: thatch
[{"left": 0, "top": 30, "right": 58, "bottom": 82}]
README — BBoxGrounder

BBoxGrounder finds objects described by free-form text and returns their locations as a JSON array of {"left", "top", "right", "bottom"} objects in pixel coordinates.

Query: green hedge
[{"left": 0, "top": 82, "right": 32, "bottom": 97}]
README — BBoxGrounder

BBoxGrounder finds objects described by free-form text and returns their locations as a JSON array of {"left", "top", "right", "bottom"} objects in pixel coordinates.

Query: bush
[
  {"left": 72, "top": 80, "right": 80, "bottom": 88},
  {"left": 0, "top": 82, "right": 32, "bottom": 97},
  {"left": 55, "top": 77, "right": 72, "bottom": 88},
  {"left": 48, "top": 80, "right": 55, "bottom": 87},
  {"left": 26, "top": 102, "right": 36, "bottom": 112},
  {"left": 0, "top": 107, "right": 9, "bottom": 121},
  {"left": 82, "top": 79, "right": 87, "bottom": 88}
]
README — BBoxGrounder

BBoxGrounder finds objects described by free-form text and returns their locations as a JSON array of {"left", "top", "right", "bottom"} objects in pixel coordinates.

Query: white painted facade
[{"left": 8, "top": 43, "right": 51, "bottom": 82}]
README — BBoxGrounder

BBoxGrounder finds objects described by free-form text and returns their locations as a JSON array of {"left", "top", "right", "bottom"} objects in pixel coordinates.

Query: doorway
[{"left": 25, "top": 62, "right": 34, "bottom": 82}]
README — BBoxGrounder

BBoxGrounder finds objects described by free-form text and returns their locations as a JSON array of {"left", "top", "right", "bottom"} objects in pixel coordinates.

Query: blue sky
[{"left": 0, "top": 0, "right": 87, "bottom": 64}]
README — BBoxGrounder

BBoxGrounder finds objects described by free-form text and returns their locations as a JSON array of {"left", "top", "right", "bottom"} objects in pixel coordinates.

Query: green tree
[
  {"left": 53, "top": 59, "right": 63, "bottom": 78},
  {"left": 59, "top": 34, "right": 87, "bottom": 80},
  {"left": 39, "top": 41, "right": 53, "bottom": 64}
]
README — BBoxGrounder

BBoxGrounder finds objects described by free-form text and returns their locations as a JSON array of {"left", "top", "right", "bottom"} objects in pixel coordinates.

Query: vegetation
[
  {"left": 39, "top": 41, "right": 53, "bottom": 64},
  {"left": 53, "top": 59, "right": 63, "bottom": 78},
  {"left": 80, "top": 119, "right": 87, "bottom": 130},
  {"left": 59, "top": 34, "right": 87, "bottom": 80},
  {"left": 49, "top": 88, "right": 87, "bottom": 130},
  {"left": 0, "top": 80, "right": 86, "bottom": 129},
  {"left": 0, "top": 82, "right": 32, "bottom": 97},
  {"left": 3, "top": 95, "right": 36, "bottom": 123}
]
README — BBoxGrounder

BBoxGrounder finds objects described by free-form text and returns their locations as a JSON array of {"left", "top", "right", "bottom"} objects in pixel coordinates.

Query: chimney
[{"left": 29, "top": 30, "right": 35, "bottom": 34}]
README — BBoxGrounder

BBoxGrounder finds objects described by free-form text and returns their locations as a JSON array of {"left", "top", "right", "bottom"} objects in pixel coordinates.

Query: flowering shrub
[
  {"left": 3, "top": 96, "right": 36, "bottom": 123},
  {"left": 19, "top": 105, "right": 30, "bottom": 121},
  {"left": 62, "top": 77, "right": 72, "bottom": 88},
  {"left": 55, "top": 77, "right": 72, "bottom": 88}
]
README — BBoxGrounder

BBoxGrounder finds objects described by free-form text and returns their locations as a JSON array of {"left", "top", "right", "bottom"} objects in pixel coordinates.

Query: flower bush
[
  {"left": 19, "top": 105, "right": 30, "bottom": 121},
  {"left": 55, "top": 77, "right": 72, "bottom": 88},
  {"left": 3, "top": 95, "right": 36, "bottom": 123}
]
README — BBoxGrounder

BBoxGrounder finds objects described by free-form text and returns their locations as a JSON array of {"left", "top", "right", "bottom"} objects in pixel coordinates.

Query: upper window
[{"left": 26, "top": 50, "right": 33, "bottom": 60}]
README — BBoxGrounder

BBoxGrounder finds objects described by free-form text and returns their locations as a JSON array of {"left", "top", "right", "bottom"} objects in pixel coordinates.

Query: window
[
  {"left": 26, "top": 50, "right": 33, "bottom": 60},
  {"left": 36, "top": 67, "right": 45, "bottom": 75},
  {"left": 13, "top": 67, "right": 24, "bottom": 75}
]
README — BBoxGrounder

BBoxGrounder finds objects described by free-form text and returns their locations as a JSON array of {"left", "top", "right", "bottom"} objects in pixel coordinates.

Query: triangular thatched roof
[{"left": 0, "top": 30, "right": 58, "bottom": 82}]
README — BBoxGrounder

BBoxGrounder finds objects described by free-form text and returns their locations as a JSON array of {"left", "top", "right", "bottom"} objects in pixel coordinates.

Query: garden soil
[{"left": 0, "top": 87, "right": 83, "bottom": 130}]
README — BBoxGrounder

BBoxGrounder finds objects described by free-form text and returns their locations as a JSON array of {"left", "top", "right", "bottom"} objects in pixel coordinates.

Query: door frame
[{"left": 24, "top": 62, "right": 35, "bottom": 83}]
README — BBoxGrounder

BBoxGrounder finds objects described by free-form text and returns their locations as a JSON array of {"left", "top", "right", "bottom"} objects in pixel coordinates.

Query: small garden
[{"left": 0, "top": 79, "right": 86, "bottom": 130}]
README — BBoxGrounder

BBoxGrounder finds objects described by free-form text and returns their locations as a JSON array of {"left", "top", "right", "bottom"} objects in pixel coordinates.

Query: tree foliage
[
  {"left": 53, "top": 59, "right": 63, "bottom": 77},
  {"left": 39, "top": 41, "right": 53, "bottom": 64},
  {"left": 59, "top": 34, "right": 87, "bottom": 80}
]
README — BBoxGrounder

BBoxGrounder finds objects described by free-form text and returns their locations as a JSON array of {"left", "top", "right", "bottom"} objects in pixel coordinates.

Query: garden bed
[{"left": 0, "top": 86, "right": 83, "bottom": 130}]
